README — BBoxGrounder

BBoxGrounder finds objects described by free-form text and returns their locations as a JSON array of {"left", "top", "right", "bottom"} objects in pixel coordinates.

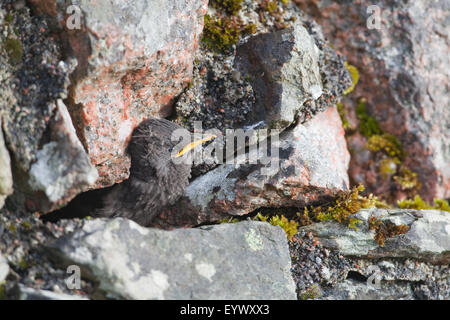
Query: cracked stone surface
[
  {"left": 301, "top": 209, "right": 450, "bottom": 264},
  {"left": 48, "top": 219, "right": 297, "bottom": 300},
  {"left": 29, "top": 0, "right": 208, "bottom": 188},
  {"left": 153, "top": 106, "right": 350, "bottom": 228}
]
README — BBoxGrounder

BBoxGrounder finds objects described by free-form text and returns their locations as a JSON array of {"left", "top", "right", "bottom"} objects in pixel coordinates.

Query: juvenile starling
[
  {"left": 44, "top": 118, "right": 215, "bottom": 226},
  {"left": 93, "top": 118, "right": 215, "bottom": 226}
]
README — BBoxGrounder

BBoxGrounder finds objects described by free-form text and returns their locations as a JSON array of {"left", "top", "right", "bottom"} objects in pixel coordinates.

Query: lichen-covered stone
[
  {"left": 300, "top": 0, "right": 450, "bottom": 201},
  {"left": 234, "top": 23, "right": 323, "bottom": 129},
  {"left": 0, "top": 253, "right": 9, "bottom": 283},
  {"left": 29, "top": 0, "right": 208, "bottom": 187},
  {"left": 0, "top": 117, "right": 13, "bottom": 209},
  {"left": 301, "top": 209, "right": 450, "bottom": 264},
  {"left": 153, "top": 106, "right": 350, "bottom": 228},
  {"left": 0, "top": 4, "right": 97, "bottom": 213},
  {"left": 48, "top": 219, "right": 297, "bottom": 300}
]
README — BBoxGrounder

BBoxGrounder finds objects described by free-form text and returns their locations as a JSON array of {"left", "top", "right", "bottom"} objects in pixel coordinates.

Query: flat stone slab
[
  {"left": 301, "top": 209, "right": 450, "bottom": 264},
  {"left": 49, "top": 219, "right": 297, "bottom": 300}
]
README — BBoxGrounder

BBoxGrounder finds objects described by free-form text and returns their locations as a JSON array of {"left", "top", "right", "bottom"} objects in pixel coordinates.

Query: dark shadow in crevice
[{"left": 41, "top": 185, "right": 115, "bottom": 223}]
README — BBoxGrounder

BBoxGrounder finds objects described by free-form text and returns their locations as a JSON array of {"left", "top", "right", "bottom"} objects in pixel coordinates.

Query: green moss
[
  {"left": 211, "top": 0, "right": 244, "bottom": 15},
  {"left": 20, "top": 221, "right": 32, "bottom": 231},
  {"left": 355, "top": 98, "right": 382, "bottom": 138},
  {"left": 0, "top": 282, "right": 5, "bottom": 300},
  {"left": 266, "top": 1, "right": 279, "bottom": 14},
  {"left": 397, "top": 196, "right": 450, "bottom": 212},
  {"left": 378, "top": 157, "right": 397, "bottom": 179},
  {"left": 18, "top": 258, "right": 28, "bottom": 270},
  {"left": 302, "top": 185, "right": 378, "bottom": 226},
  {"left": 5, "top": 12, "right": 13, "bottom": 24},
  {"left": 299, "top": 285, "right": 322, "bottom": 300},
  {"left": 202, "top": 15, "right": 246, "bottom": 52},
  {"left": 343, "top": 62, "right": 360, "bottom": 96},
  {"left": 337, "top": 103, "right": 350, "bottom": 130},
  {"left": 368, "top": 216, "right": 410, "bottom": 247},
  {"left": 255, "top": 213, "right": 299, "bottom": 240},
  {"left": 218, "top": 217, "right": 240, "bottom": 224},
  {"left": 4, "top": 37, "right": 23, "bottom": 65},
  {"left": 366, "top": 133, "right": 405, "bottom": 161},
  {"left": 393, "top": 167, "right": 421, "bottom": 190}
]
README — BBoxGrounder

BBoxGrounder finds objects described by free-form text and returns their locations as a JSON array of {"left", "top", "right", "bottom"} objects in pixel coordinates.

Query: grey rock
[
  {"left": 301, "top": 209, "right": 450, "bottom": 264},
  {"left": 301, "top": 0, "right": 450, "bottom": 200},
  {"left": 29, "top": 0, "right": 208, "bottom": 188},
  {"left": 16, "top": 285, "right": 88, "bottom": 300},
  {"left": 0, "top": 5, "right": 97, "bottom": 212},
  {"left": 0, "top": 253, "right": 9, "bottom": 283},
  {"left": 322, "top": 279, "right": 415, "bottom": 300},
  {"left": 234, "top": 23, "right": 324, "bottom": 129},
  {"left": 153, "top": 106, "right": 350, "bottom": 228},
  {"left": 49, "top": 219, "right": 297, "bottom": 300},
  {"left": 0, "top": 119, "right": 13, "bottom": 209}
]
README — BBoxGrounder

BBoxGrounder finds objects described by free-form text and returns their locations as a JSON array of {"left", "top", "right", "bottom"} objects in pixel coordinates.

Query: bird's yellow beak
[{"left": 174, "top": 135, "right": 216, "bottom": 158}]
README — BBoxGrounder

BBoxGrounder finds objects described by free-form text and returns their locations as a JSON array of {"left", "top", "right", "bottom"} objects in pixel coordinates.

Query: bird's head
[{"left": 127, "top": 118, "right": 216, "bottom": 183}]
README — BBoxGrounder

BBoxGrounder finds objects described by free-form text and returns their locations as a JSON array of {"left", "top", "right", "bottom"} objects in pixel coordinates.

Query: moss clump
[
  {"left": 393, "top": 167, "right": 421, "bottom": 190},
  {"left": 368, "top": 216, "right": 410, "bottom": 247},
  {"left": 202, "top": 14, "right": 255, "bottom": 53},
  {"left": 337, "top": 103, "right": 350, "bottom": 130},
  {"left": 218, "top": 217, "right": 240, "bottom": 224},
  {"left": 0, "top": 282, "right": 5, "bottom": 300},
  {"left": 266, "top": 1, "right": 279, "bottom": 14},
  {"left": 378, "top": 157, "right": 397, "bottom": 179},
  {"left": 355, "top": 98, "right": 382, "bottom": 138},
  {"left": 366, "top": 133, "right": 405, "bottom": 161},
  {"left": 343, "top": 62, "right": 360, "bottom": 96},
  {"left": 299, "top": 285, "right": 322, "bottom": 300},
  {"left": 397, "top": 195, "right": 450, "bottom": 212},
  {"left": 211, "top": 0, "right": 244, "bottom": 15},
  {"left": 302, "top": 185, "right": 379, "bottom": 228},
  {"left": 255, "top": 213, "right": 299, "bottom": 240},
  {"left": 4, "top": 38, "right": 23, "bottom": 65}
]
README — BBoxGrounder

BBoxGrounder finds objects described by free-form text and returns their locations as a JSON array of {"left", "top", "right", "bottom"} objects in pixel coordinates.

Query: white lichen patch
[
  {"left": 186, "top": 164, "right": 237, "bottom": 209},
  {"left": 245, "top": 228, "right": 264, "bottom": 251},
  {"left": 184, "top": 253, "right": 193, "bottom": 262},
  {"left": 128, "top": 220, "right": 149, "bottom": 235},
  {"left": 195, "top": 262, "right": 216, "bottom": 282}
]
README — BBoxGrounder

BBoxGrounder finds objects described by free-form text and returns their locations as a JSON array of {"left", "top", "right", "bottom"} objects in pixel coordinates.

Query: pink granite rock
[
  {"left": 298, "top": 0, "right": 450, "bottom": 201},
  {"left": 152, "top": 106, "right": 350, "bottom": 229},
  {"left": 30, "top": 0, "right": 208, "bottom": 187}
]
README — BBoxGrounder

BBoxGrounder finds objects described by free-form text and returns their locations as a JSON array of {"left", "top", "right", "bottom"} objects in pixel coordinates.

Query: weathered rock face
[
  {"left": 29, "top": 0, "right": 208, "bottom": 187},
  {"left": 301, "top": 209, "right": 450, "bottom": 265},
  {"left": 299, "top": 0, "right": 450, "bottom": 201},
  {"left": 234, "top": 23, "right": 323, "bottom": 129},
  {"left": 0, "top": 253, "right": 8, "bottom": 283},
  {"left": 153, "top": 106, "right": 350, "bottom": 228},
  {"left": 49, "top": 219, "right": 297, "bottom": 300},
  {"left": 0, "top": 4, "right": 97, "bottom": 213},
  {"left": 16, "top": 285, "right": 89, "bottom": 300},
  {"left": 176, "top": 11, "right": 351, "bottom": 134},
  {"left": 0, "top": 121, "right": 13, "bottom": 209}
]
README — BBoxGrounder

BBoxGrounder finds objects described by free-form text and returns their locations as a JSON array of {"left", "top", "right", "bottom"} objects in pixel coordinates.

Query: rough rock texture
[
  {"left": 176, "top": 4, "right": 351, "bottom": 134},
  {"left": 300, "top": 0, "right": 450, "bottom": 200},
  {"left": 301, "top": 209, "right": 450, "bottom": 264},
  {"left": 153, "top": 106, "right": 350, "bottom": 228},
  {"left": 322, "top": 279, "right": 416, "bottom": 300},
  {"left": 49, "top": 219, "right": 297, "bottom": 300},
  {"left": 0, "top": 119, "right": 13, "bottom": 209},
  {"left": 16, "top": 285, "right": 88, "bottom": 300},
  {"left": 0, "top": 253, "right": 8, "bottom": 283},
  {"left": 234, "top": 23, "right": 324, "bottom": 129},
  {"left": 29, "top": 0, "right": 208, "bottom": 187},
  {"left": 289, "top": 230, "right": 352, "bottom": 298},
  {"left": 0, "top": 4, "right": 97, "bottom": 212}
]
